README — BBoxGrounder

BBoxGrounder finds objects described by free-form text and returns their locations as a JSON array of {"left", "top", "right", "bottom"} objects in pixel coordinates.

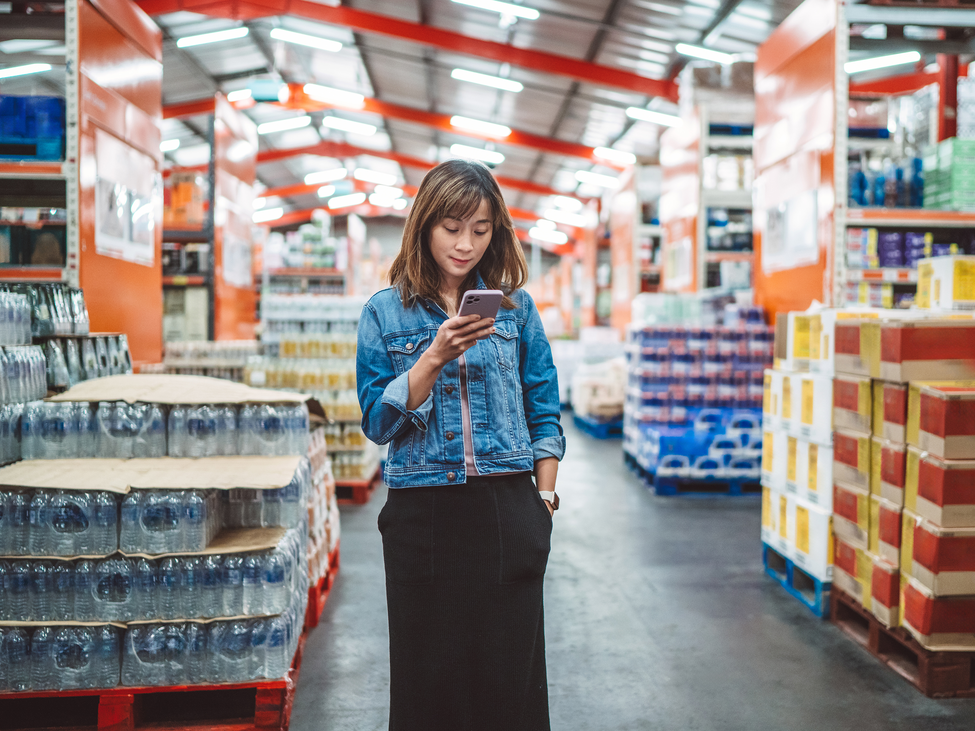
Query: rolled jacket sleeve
[
  {"left": 518, "top": 291, "right": 566, "bottom": 463},
  {"left": 380, "top": 370, "right": 433, "bottom": 432}
]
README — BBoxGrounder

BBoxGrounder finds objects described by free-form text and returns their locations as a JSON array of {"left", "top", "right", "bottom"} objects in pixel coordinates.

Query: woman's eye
[
  {"left": 475, "top": 230, "right": 489, "bottom": 236},
  {"left": 445, "top": 228, "right": 459, "bottom": 234}
]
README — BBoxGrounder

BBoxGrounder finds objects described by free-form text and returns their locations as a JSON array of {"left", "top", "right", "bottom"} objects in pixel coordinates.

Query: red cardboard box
[
  {"left": 869, "top": 495, "right": 902, "bottom": 567},
  {"left": 876, "top": 381, "right": 908, "bottom": 443},
  {"left": 834, "top": 482, "right": 870, "bottom": 550},
  {"left": 903, "top": 577, "right": 975, "bottom": 650},
  {"left": 911, "top": 519, "right": 975, "bottom": 595},
  {"left": 904, "top": 447, "right": 975, "bottom": 528},
  {"left": 834, "top": 374, "right": 872, "bottom": 434},
  {"left": 879, "top": 319, "right": 975, "bottom": 382},
  {"left": 915, "top": 385, "right": 975, "bottom": 460},
  {"left": 874, "top": 437, "right": 907, "bottom": 505},
  {"left": 834, "top": 428, "right": 871, "bottom": 491},
  {"left": 871, "top": 557, "right": 900, "bottom": 628},
  {"left": 834, "top": 538, "right": 873, "bottom": 605}
]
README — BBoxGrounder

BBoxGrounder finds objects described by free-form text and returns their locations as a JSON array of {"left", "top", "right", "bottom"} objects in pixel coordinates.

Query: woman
[{"left": 356, "top": 159, "right": 565, "bottom": 731}]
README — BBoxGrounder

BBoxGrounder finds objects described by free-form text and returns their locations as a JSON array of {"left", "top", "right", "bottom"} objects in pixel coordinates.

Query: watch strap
[{"left": 538, "top": 491, "right": 559, "bottom": 510}]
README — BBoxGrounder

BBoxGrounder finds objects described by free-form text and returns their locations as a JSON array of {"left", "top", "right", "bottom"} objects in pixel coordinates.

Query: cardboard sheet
[
  {"left": 120, "top": 526, "right": 287, "bottom": 558},
  {"left": 0, "top": 455, "right": 302, "bottom": 493}
]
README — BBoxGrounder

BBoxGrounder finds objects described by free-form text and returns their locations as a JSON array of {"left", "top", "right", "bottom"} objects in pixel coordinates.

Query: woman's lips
[{"left": 450, "top": 257, "right": 470, "bottom": 266}]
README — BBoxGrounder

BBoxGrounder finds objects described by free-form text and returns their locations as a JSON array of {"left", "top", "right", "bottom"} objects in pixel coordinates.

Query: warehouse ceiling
[{"left": 151, "top": 0, "right": 803, "bottom": 223}]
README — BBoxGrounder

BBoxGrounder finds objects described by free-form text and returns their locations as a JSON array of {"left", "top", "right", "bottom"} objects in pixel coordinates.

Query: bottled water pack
[
  {"left": 0, "top": 489, "right": 118, "bottom": 557},
  {"left": 170, "top": 403, "right": 310, "bottom": 458},
  {"left": 0, "top": 293, "right": 32, "bottom": 346},
  {"left": 0, "top": 403, "right": 23, "bottom": 464},
  {"left": 120, "top": 490, "right": 219, "bottom": 555},
  {"left": 223, "top": 457, "right": 311, "bottom": 529},
  {"left": 0, "top": 348, "right": 47, "bottom": 405},
  {"left": 0, "top": 529, "right": 305, "bottom": 622},
  {"left": 0, "top": 624, "right": 120, "bottom": 692}
]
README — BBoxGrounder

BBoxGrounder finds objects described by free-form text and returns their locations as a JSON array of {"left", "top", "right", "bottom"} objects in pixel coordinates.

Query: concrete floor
[{"left": 291, "top": 419, "right": 975, "bottom": 731}]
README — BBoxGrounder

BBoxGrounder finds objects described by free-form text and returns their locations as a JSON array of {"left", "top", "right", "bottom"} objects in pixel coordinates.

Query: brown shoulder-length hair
[{"left": 388, "top": 159, "right": 528, "bottom": 311}]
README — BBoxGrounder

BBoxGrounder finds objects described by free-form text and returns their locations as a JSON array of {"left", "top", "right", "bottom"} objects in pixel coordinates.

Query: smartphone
[{"left": 457, "top": 289, "right": 503, "bottom": 320}]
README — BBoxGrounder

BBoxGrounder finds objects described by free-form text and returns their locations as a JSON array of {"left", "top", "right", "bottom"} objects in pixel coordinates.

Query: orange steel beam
[
  {"left": 163, "top": 97, "right": 219, "bottom": 119},
  {"left": 139, "top": 0, "right": 678, "bottom": 101},
  {"left": 849, "top": 71, "right": 940, "bottom": 97}
]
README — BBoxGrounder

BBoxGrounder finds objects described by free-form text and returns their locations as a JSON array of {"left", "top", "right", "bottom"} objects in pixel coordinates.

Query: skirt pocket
[
  {"left": 499, "top": 474, "right": 552, "bottom": 585},
  {"left": 379, "top": 487, "right": 436, "bottom": 585}
]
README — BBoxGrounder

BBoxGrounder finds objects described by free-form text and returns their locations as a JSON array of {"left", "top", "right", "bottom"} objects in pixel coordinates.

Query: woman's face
[{"left": 428, "top": 198, "right": 493, "bottom": 291}]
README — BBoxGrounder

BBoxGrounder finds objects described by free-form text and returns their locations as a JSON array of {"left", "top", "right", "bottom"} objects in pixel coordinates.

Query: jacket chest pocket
[
  {"left": 385, "top": 330, "right": 432, "bottom": 375},
  {"left": 491, "top": 321, "right": 519, "bottom": 372}
]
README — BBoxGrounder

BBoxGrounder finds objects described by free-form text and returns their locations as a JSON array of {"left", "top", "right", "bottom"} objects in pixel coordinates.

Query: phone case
[{"left": 458, "top": 289, "right": 504, "bottom": 319}]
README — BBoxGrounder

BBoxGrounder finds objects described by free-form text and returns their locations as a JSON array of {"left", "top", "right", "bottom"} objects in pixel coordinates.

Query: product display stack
[
  {"left": 623, "top": 305, "right": 770, "bottom": 496},
  {"left": 0, "top": 374, "right": 328, "bottom": 703},
  {"left": 142, "top": 341, "right": 261, "bottom": 382},
  {"left": 250, "top": 294, "right": 380, "bottom": 503},
  {"left": 304, "top": 426, "right": 340, "bottom": 629}
]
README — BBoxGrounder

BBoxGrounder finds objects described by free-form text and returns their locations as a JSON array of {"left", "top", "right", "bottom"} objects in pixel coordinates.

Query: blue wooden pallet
[
  {"left": 623, "top": 450, "right": 652, "bottom": 484},
  {"left": 652, "top": 475, "right": 762, "bottom": 497},
  {"left": 762, "top": 542, "right": 831, "bottom": 619},
  {"left": 573, "top": 413, "right": 623, "bottom": 439}
]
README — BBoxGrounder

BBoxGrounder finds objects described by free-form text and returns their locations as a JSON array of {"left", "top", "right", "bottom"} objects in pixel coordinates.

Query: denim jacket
[{"left": 356, "top": 276, "right": 565, "bottom": 488}]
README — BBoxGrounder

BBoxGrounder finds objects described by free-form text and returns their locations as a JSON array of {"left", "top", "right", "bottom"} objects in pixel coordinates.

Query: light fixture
[
  {"left": 0, "top": 63, "right": 52, "bottom": 80},
  {"left": 226, "top": 89, "right": 252, "bottom": 103},
  {"left": 529, "top": 226, "right": 569, "bottom": 245},
  {"left": 575, "top": 170, "right": 620, "bottom": 188},
  {"left": 176, "top": 27, "right": 249, "bottom": 49},
  {"left": 317, "top": 185, "right": 336, "bottom": 198},
  {"left": 449, "top": 143, "right": 506, "bottom": 165},
  {"left": 373, "top": 185, "right": 403, "bottom": 198},
  {"left": 450, "top": 68, "right": 523, "bottom": 92},
  {"left": 535, "top": 219, "right": 556, "bottom": 230},
  {"left": 393, "top": 198, "right": 409, "bottom": 211},
  {"left": 253, "top": 207, "right": 283, "bottom": 223},
  {"left": 302, "top": 83, "right": 365, "bottom": 109},
  {"left": 551, "top": 195, "right": 583, "bottom": 212},
  {"left": 845, "top": 51, "right": 921, "bottom": 75},
  {"left": 160, "top": 139, "right": 180, "bottom": 153},
  {"left": 328, "top": 192, "right": 367, "bottom": 209},
  {"left": 450, "top": 115, "right": 511, "bottom": 138},
  {"left": 256, "top": 116, "right": 311, "bottom": 135},
  {"left": 674, "top": 43, "right": 735, "bottom": 64},
  {"left": 594, "top": 147, "right": 637, "bottom": 165},
  {"left": 269, "top": 28, "right": 342, "bottom": 52},
  {"left": 354, "top": 168, "right": 398, "bottom": 186},
  {"left": 254, "top": 197, "right": 267, "bottom": 209},
  {"left": 542, "top": 208, "right": 586, "bottom": 227},
  {"left": 305, "top": 168, "right": 347, "bottom": 185},
  {"left": 370, "top": 193, "right": 400, "bottom": 207},
  {"left": 625, "top": 107, "right": 681, "bottom": 127},
  {"left": 321, "top": 116, "right": 377, "bottom": 136},
  {"left": 451, "top": 0, "right": 540, "bottom": 20}
]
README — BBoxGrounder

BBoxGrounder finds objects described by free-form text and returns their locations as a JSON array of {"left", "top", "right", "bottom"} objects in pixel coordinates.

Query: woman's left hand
[{"left": 543, "top": 500, "right": 554, "bottom": 517}]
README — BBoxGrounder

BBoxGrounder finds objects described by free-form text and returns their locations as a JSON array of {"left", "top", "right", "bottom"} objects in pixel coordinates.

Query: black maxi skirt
[{"left": 379, "top": 471, "right": 552, "bottom": 731}]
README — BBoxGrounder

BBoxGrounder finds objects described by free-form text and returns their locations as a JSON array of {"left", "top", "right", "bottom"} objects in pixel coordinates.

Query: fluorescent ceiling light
[
  {"left": 845, "top": 51, "right": 921, "bottom": 75},
  {"left": 373, "top": 185, "right": 403, "bottom": 198},
  {"left": 370, "top": 193, "right": 400, "bottom": 207},
  {"left": 536, "top": 219, "right": 556, "bottom": 230},
  {"left": 253, "top": 207, "right": 283, "bottom": 223},
  {"left": 317, "top": 185, "right": 336, "bottom": 198},
  {"left": 450, "top": 115, "right": 511, "bottom": 138},
  {"left": 0, "top": 63, "right": 52, "bottom": 80},
  {"left": 675, "top": 43, "right": 735, "bottom": 64},
  {"left": 451, "top": 0, "right": 540, "bottom": 20},
  {"left": 551, "top": 195, "right": 583, "bottom": 212},
  {"left": 303, "top": 83, "right": 365, "bottom": 109},
  {"left": 321, "top": 116, "right": 376, "bottom": 136},
  {"left": 254, "top": 197, "right": 267, "bottom": 209},
  {"left": 450, "top": 143, "right": 505, "bottom": 165},
  {"left": 625, "top": 107, "right": 681, "bottom": 127},
  {"left": 393, "top": 198, "right": 409, "bottom": 211},
  {"left": 160, "top": 139, "right": 180, "bottom": 153},
  {"left": 227, "top": 89, "right": 252, "bottom": 102},
  {"left": 542, "top": 208, "right": 586, "bottom": 227},
  {"left": 305, "top": 167, "right": 347, "bottom": 185},
  {"left": 176, "top": 27, "right": 248, "bottom": 48},
  {"left": 529, "top": 226, "right": 569, "bottom": 245},
  {"left": 328, "top": 192, "right": 367, "bottom": 209},
  {"left": 575, "top": 170, "right": 620, "bottom": 189},
  {"left": 354, "top": 168, "right": 398, "bottom": 186},
  {"left": 594, "top": 147, "right": 636, "bottom": 165},
  {"left": 269, "top": 28, "right": 342, "bottom": 52},
  {"left": 257, "top": 116, "right": 311, "bottom": 135},
  {"left": 451, "top": 68, "right": 523, "bottom": 92}
]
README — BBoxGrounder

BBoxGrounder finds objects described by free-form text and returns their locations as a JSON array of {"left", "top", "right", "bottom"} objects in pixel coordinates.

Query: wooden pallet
[
  {"left": 831, "top": 586, "right": 975, "bottom": 698},
  {"left": 763, "top": 543, "right": 831, "bottom": 618},
  {"left": 305, "top": 543, "right": 341, "bottom": 631},
  {"left": 653, "top": 474, "right": 762, "bottom": 497},
  {"left": 0, "top": 632, "right": 307, "bottom": 731},
  {"left": 336, "top": 467, "right": 381, "bottom": 505},
  {"left": 572, "top": 413, "right": 623, "bottom": 439}
]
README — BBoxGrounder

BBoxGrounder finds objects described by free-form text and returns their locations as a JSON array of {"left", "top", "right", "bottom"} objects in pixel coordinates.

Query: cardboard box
[
  {"left": 901, "top": 508, "right": 919, "bottom": 576},
  {"left": 786, "top": 438, "right": 833, "bottom": 510},
  {"left": 833, "top": 373, "right": 872, "bottom": 434},
  {"left": 762, "top": 486, "right": 793, "bottom": 559},
  {"left": 903, "top": 577, "right": 975, "bottom": 651},
  {"left": 874, "top": 380, "right": 908, "bottom": 442},
  {"left": 833, "top": 313, "right": 924, "bottom": 377},
  {"left": 784, "top": 312, "right": 812, "bottom": 372},
  {"left": 833, "top": 428, "right": 871, "bottom": 491},
  {"left": 906, "top": 379, "right": 975, "bottom": 446},
  {"left": 871, "top": 556, "right": 900, "bottom": 628},
  {"left": 834, "top": 538, "right": 874, "bottom": 605},
  {"left": 762, "top": 369, "right": 780, "bottom": 425},
  {"left": 910, "top": 519, "right": 975, "bottom": 595},
  {"left": 762, "top": 428, "right": 787, "bottom": 491},
  {"left": 834, "top": 481, "right": 870, "bottom": 549},
  {"left": 761, "top": 485, "right": 779, "bottom": 548},
  {"left": 807, "top": 308, "right": 884, "bottom": 377},
  {"left": 869, "top": 494, "right": 903, "bottom": 567},
  {"left": 783, "top": 372, "right": 832, "bottom": 445},
  {"left": 791, "top": 495, "right": 834, "bottom": 581},
  {"left": 913, "top": 384, "right": 975, "bottom": 459},
  {"left": 904, "top": 446, "right": 975, "bottom": 528},
  {"left": 916, "top": 255, "right": 975, "bottom": 311},
  {"left": 871, "top": 437, "right": 907, "bottom": 505}
]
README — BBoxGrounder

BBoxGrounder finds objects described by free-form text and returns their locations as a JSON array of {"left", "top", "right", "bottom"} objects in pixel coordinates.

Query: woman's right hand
[{"left": 426, "top": 314, "right": 496, "bottom": 367}]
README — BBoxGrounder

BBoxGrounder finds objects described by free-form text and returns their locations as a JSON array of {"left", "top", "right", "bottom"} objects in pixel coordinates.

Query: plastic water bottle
[
  {"left": 74, "top": 560, "right": 95, "bottom": 621},
  {"left": 76, "top": 403, "right": 96, "bottom": 458},
  {"left": 217, "top": 406, "right": 238, "bottom": 456},
  {"left": 161, "top": 623, "right": 187, "bottom": 685},
  {"left": 242, "top": 489, "right": 262, "bottom": 528},
  {"left": 182, "top": 491, "right": 206, "bottom": 552},
  {"left": 28, "top": 490, "right": 50, "bottom": 555},
  {"left": 51, "top": 562, "right": 73, "bottom": 621},
  {"left": 31, "top": 561, "right": 54, "bottom": 621},
  {"left": 167, "top": 405, "right": 187, "bottom": 458},
  {"left": 242, "top": 556, "right": 263, "bottom": 615},
  {"left": 248, "top": 618, "right": 268, "bottom": 678},
  {"left": 143, "top": 492, "right": 180, "bottom": 555},
  {"left": 4, "top": 627, "right": 30, "bottom": 691},
  {"left": 288, "top": 403, "right": 310, "bottom": 456},
  {"left": 54, "top": 626, "right": 85, "bottom": 690},
  {"left": 221, "top": 620, "right": 251, "bottom": 682},
  {"left": 222, "top": 556, "right": 244, "bottom": 617},
  {"left": 180, "top": 557, "right": 202, "bottom": 619},
  {"left": 263, "top": 552, "right": 287, "bottom": 615},
  {"left": 30, "top": 626, "right": 56, "bottom": 690},
  {"left": 93, "top": 492, "right": 118, "bottom": 555},
  {"left": 0, "top": 561, "right": 8, "bottom": 620},
  {"left": 94, "top": 625, "right": 120, "bottom": 689},
  {"left": 0, "top": 492, "right": 8, "bottom": 555},
  {"left": 119, "top": 492, "right": 141, "bottom": 553},
  {"left": 257, "top": 405, "right": 286, "bottom": 456},
  {"left": 262, "top": 487, "right": 282, "bottom": 528},
  {"left": 158, "top": 558, "right": 182, "bottom": 620},
  {"left": 185, "top": 622, "right": 207, "bottom": 684},
  {"left": 134, "top": 558, "right": 157, "bottom": 620},
  {"left": 50, "top": 491, "right": 90, "bottom": 556},
  {"left": 94, "top": 558, "right": 135, "bottom": 622},
  {"left": 143, "top": 404, "right": 167, "bottom": 458},
  {"left": 237, "top": 405, "right": 255, "bottom": 455},
  {"left": 201, "top": 556, "right": 222, "bottom": 618},
  {"left": 9, "top": 491, "right": 28, "bottom": 552},
  {"left": 266, "top": 615, "right": 289, "bottom": 679}
]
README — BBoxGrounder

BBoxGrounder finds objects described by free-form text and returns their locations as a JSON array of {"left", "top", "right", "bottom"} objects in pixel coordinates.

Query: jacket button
[
  {"left": 446, "top": 431, "right": 455, "bottom": 440},
  {"left": 447, "top": 472, "right": 456, "bottom": 481},
  {"left": 405, "top": 343, "right": 414, "bottom": 351},
  {"left": 445, "top": 386, "right": 454, "bottom": 394}
]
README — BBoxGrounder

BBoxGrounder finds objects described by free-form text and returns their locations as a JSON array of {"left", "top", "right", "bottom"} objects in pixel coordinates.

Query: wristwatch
[{"left": 538, "top": 491, "right": 559, "bottom": 510}]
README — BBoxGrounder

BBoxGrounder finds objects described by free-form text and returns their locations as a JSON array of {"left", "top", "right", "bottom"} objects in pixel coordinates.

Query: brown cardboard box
[
  {"left": 833, "top": 373, "right": 872, "bottom": 434},
  {"left": 903, "top": 577, "right": 975, "bottom": 651},
  {"left": 873, "top": 380, "right": 908, "bottom": 442},
  {"left": 911, "top": 384, "right": 975, "bottom": 459},
  {"left": 904, "top": 446, "right": 975, "bottom": 528},
  {"left": 834, "top": 538, "right": 873, "bottom": 605},
  {"left": 834, "top": 481, "right": 870, "bottom": 549},
  {"left": 834, "top": 428, "right": 871, "bottom": 491},
  {"left": 910, "top": 519, "right": 975, "bottom": 596}
]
